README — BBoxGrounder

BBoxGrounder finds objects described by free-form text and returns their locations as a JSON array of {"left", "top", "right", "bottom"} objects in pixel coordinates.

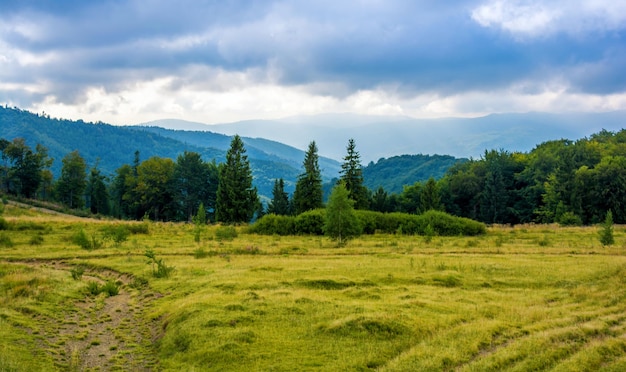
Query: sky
[{"left": 1, "top": 0, "right": 625, "bottom": 125}]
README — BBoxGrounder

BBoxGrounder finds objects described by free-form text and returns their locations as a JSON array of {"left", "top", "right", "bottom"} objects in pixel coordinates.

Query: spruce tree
[
  {"left": 267, "top": 178, "right": 290, "bottom": 215},
  {"left": 340, "top": 138, "right": 369, "bottom": 209},
  {"left": 293, "top": 141, "right": 324, "bottom": 215},
  {"left": 216, "top": 135, "right": 258, "bottom": 223}
]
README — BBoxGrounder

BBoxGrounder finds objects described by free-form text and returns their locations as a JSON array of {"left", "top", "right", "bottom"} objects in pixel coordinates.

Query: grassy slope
[{"left": 1, "top": 205, "right": 626, "bottom": 371}]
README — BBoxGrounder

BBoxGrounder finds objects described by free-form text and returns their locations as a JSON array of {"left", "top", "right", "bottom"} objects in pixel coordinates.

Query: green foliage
[
  {"left": 70, "top": 266, "right": 85, "bottom": 280},
  {"left": 559, "top": 212, "right": 583, "bottom": 226},
  {"left": 127, "top": 223, "right": 150, "bottom": 235},
  {"left": 145, "top": 249, "right": 174, "bottom": 278},
  {"left": 0, "top": 217, "right": 8, "bottom": 231},
  {"left": 71, "top": 228, "right": 103, "bottom": 250},
  {"left": 101, "top": 225, "right": 130, "bottom": 247},
  {"left": 363, "top": 154, "right": 465, "bottom": 194},
  {"left": 86, "top": 280, "right": 119, "bottom": 297},
  {"left": 324, "top": 183, "right": 362, "bottom": 245},
  {"left": 215, "top": 225, "right": 238, "bottom": 241},
  {"left": 599, "top": 210, "right": 615, "bottom": 246},
  {"left": 340, "top": 138, "right": 369, "bottom": 209},
  {"left": 252, "top": 209, "right": 485, "bottom": 237},
  {"left": 295, "top": 209, "right": 326, "bottom": 235},
  {"left": 267, "top": 178, "right": 291, "bottom": 215},
  {"left": 29, "top": 233, "right": 44, "bottom": 245},
  {"left": 293, "top": 141, "right": 324, "bottom": 214},
  {"left": 0, "top": 233, "right": 13, "bottom": 247},
  {"left": 249, "top": 214, "right": 296, "bottom": 235},
  {"left": 216, "top": 135, "right": 258, "bottom": 223},
  {"left": 56, "top": 150, "right": 87, "bottom": 209}
]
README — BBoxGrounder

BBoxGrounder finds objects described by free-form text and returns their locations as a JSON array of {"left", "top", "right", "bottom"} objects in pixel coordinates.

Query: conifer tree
[
  {"left": 340, "top": 138, "right": 369, "bottom": 209},
  {"left": 216, "top": 135, "right": 258, "bottom": 223},
  {"left": 267, "top": 178, "right": 290, "bottom": 215},
  {"left": 293, "top": 141, "right": 324, "bottom": 215}
]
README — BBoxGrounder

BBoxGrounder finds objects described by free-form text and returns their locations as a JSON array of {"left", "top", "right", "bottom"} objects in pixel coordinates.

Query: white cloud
[{"left": 471, "top": 0, "right": 626, "bottom": 37}]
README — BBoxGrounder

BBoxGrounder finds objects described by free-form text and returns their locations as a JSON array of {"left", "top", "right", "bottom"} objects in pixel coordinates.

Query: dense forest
[{"left": 1, "top": 106, "right": 625, "bottom": 225}]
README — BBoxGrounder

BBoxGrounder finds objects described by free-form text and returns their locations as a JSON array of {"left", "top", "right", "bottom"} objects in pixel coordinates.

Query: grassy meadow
[{"left": 2, "top": 203, "right": 626, "bottom": 371}]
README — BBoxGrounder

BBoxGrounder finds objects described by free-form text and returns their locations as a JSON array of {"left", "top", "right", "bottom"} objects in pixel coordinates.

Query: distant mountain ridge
[{"left": 142, "top": 111, "right": 626, "bottom": 162}]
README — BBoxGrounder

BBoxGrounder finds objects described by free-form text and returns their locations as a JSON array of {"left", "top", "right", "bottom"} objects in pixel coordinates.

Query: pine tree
[
  {"left": 216, "top": 135, "right": 258, "bottom": 223},
  {"left": 324, "top": 182, "right": 361, "bottom": 246},
  {"left": 340, "top": 138, "right": 369, "bottom": 209},
  {"left": 293, "top": 141, "right": 324, "bottom": 215},
  {"left": 267, "top": 178, "right": 290, "bottom": 215}
]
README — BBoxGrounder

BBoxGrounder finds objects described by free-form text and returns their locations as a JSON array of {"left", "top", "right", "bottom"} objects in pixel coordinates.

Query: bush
[
  {"left": 86, "top": 280, "right": 119, "bottom": 297},
  {"left": 0, "top": 217, "right": 8, "bottom": 231},
  {"left": 71, "top": 228, "right": 103, "bottom": 250},
  {"left": 127, "top": 223, "right": 150, "bottom": 234},
  {"left": 29, "top": 233, "right": 44, "bottom": 245},
  {"left": 295, "top": 209, "right": 325, "bottom": 235},
  {"left": 101, "top": 225, "right": 130, "bottom": 246},
  {"left": 0, "top": 233, "right": 13, "bottom": 247},
  {"left": 249, "top": 214, "right": 295, "bottom": 235},
  {"left": 559, "top": 212, "right": 582, "bottom": 226},
  {"left": 215, "top": 225, "right": 238, "bottom": 241}
]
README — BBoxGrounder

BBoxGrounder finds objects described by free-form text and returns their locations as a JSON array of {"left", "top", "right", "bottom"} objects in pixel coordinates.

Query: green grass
[{"left": 1, "top": 204, "right": 626, "bottom": 370}]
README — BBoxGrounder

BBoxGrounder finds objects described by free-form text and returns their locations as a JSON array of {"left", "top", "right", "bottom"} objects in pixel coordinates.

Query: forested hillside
[
  {"left": 363, "top": 154, "right": 466, "bottom": 194},
  {"left": 0, "top": 106, "right": 339, "bottom": 198}
]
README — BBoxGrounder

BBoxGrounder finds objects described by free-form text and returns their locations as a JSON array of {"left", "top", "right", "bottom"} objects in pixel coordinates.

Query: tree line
[{"left": 2, "top": 128, "right": 625, "bottom": 225}]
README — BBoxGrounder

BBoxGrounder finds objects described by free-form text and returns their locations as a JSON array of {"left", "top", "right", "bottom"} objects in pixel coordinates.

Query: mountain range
[{"left": 142, "top": 111, "right": 626, "bottom": 162}]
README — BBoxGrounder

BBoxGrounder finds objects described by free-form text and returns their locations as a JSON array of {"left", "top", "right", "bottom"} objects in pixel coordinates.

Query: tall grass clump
[
  {"left": 215, "top": 225, "right": 238, "bottom": 241},
  {"left": 101, "top": 225, "right": 130, "bottom": 247},
  {"left": 145, "top": 249, "right": 174, "bottom": 278},
  {"left": 71, "top": 228, "right": 103, "bottom": 250}
]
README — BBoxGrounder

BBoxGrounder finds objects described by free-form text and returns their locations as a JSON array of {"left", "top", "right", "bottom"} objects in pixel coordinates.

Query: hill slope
[
  {"left": 363, "top": 154, "right": 467, "bottom": 194},
  {"left": 145, "top": 112, "right": 626, "bottom": 162}
]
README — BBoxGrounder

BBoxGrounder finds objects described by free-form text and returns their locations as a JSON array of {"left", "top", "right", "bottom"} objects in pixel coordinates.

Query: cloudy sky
[{"left": 1, "top": 0, "right": 625, "bottom": 125}]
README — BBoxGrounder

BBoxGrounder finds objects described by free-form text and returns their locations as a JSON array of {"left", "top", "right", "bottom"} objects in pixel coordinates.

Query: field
[{"left": 1, "top": 203, "right": 626, "bottom": 371}]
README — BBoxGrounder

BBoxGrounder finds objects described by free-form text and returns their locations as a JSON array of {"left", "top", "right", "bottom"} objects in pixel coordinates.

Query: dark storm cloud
[{"left": 1, "top": 0, "right": 625, "bottom": 108}]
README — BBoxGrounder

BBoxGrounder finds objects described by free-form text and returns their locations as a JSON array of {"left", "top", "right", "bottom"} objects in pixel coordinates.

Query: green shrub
[
  {"left": 145, "top": 249, "right": 174, "bottom": 278},
  {"left": 249, "top": 214, "right": 295, "bottom": 235},
  {"left": 559, "top": 212, "right": 582, "bottom": 226},
  {"left": 70, "top": 266, "right": 85, "bottom": 280},
  {"left": 215, "top": 225, "right": 238, "bottom": 241},
  {"left": 71, "top": 228, "right": 103, "bottom": 250},
  {"left": 29, "top": 233, "right": 44, "bottom": 245},
  {"left": 101, "top": 225, "right": 130, "bottom": 246},
  {"left": 127, "top": 223, "right": 150, "bottom": 234},
  {"left": 0, "top": 233, "right": 13, "bottom": 247},
  {"left": 100, "top": 281, "right": 120, "bottom": 296},
  {"left": 0, "top": 217, "right": 8, "bottom": 231},
  {"left": 295, "top": 209, "right": 325, "bottom": 235}
]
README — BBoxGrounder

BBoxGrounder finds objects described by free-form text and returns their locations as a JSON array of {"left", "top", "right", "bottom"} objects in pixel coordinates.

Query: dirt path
[{"left": 26, "top": 261, "right": 162, "bottom": 371}]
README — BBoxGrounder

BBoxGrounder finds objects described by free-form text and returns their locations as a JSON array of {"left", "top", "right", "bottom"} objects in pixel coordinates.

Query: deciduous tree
[{"left": 56, "top": 150, "right": 87, "bottom": 209}]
